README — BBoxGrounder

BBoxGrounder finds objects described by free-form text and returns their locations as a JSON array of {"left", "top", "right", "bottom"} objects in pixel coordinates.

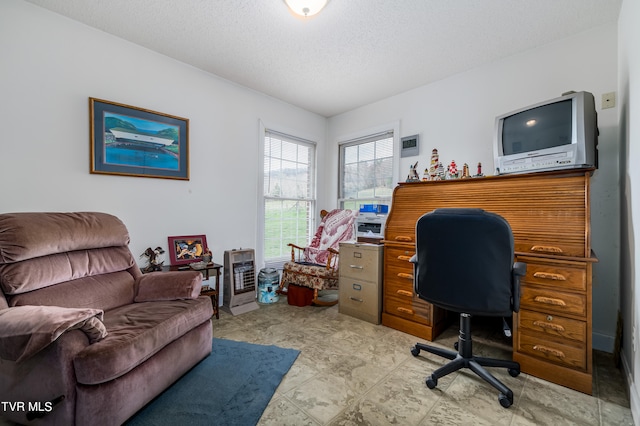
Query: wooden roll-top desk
[{"left": 382, "top": 168, "right": 596, "bottom": 394}]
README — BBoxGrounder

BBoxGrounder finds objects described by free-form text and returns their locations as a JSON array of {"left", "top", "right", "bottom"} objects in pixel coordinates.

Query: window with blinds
[
  {"left": 339, "top": 131, "right": 394, "bottom": 210},
  {"left": 263, "top": 130, "right": 316, "bottom": 266}
]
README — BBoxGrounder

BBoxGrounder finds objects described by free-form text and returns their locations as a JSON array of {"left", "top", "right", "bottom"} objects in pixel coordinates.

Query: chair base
[
  {"left": 310, "top": 289, "right": 339, "bottom": 306},
  {"left": 411, "top": 313, "right": 520, "bottom": 408}
]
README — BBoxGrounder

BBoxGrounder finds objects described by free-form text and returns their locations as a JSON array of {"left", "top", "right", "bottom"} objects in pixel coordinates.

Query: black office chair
[{"left": 409, "top": 208, "right": 526, "bottom": 408}]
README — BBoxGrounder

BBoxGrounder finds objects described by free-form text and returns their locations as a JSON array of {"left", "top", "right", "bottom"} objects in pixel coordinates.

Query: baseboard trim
[
  {"left": 620, "top": 350, "right": 639, "bottom": 425},
  {"left": 593, "top": 331, "right": 615, "bottom": 352}
]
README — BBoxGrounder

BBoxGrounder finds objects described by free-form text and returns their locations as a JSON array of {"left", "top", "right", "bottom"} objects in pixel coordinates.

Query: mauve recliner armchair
[{"left": 0, "top": 212, "right": 213, "bottom": 425}]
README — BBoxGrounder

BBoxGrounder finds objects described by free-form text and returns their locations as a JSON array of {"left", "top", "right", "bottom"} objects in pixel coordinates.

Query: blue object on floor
[
  {"left": 125, "top": 338, "right": 300, "bottom": 426},
  {"left": 258, "top": 268, "right": 280, "bottom": 304}
]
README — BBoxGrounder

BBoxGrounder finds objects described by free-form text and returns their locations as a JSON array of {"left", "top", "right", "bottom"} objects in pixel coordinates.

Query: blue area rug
[{"left": 126, "top": 338, "right": 300, "bottom": 426}]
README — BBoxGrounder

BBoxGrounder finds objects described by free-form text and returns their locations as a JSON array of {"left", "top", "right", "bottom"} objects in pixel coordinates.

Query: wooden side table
[{"left": 164, "top": 263, "right": 222, "bottom": 319}]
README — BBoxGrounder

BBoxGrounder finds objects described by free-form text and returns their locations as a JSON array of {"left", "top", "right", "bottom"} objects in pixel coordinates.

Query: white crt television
[{"left": 493, "top": 91, "right": 598, "bottom": 175}]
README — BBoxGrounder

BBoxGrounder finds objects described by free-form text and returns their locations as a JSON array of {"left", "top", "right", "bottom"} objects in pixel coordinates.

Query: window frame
[
  {"left": 259, "top": 125, "right": 317, "bottom": 270},
  {"left": 338, "top": 127, "right": 398, "bottom": 211}
]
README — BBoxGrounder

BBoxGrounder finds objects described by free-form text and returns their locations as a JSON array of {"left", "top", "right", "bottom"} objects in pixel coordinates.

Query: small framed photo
[
  {"left": 167, "top": 235, "right": 208, "bottom": 265},
  {"left": 89, "top": 97, "right": 189, "bottom": 180}
]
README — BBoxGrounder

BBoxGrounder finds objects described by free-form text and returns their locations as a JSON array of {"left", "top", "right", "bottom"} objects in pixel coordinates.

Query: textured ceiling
[{"left": 25, "top": 0, "right": 621, "bottom": 117}]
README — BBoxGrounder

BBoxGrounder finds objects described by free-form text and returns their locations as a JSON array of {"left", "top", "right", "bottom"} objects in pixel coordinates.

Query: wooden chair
[{"left": 278, "top": 209, "right": 358, "bottom": 306}]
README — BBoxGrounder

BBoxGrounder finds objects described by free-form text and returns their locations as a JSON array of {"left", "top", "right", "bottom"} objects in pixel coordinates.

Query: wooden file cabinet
[
  {"left": 382, "top": 168, "right": 596, "bottom": 394},
  {"left": 339, "top": 242, "right": 384, "bottom": 324}
]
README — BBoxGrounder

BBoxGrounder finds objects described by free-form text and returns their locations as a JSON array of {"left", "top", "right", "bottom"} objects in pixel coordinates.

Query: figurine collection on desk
[{"left": 406, "top": 148, "right": 484, "bottom": 182}]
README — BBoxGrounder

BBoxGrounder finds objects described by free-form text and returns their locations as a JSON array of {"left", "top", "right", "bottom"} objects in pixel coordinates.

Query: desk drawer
[
  {"left": 517, "top": 330, "right": 587, "bottom": 370},
  {"left": 518, "top": 257, "right": 587, "bottom": 292},
  {"left": 384, "top": 276, "right": 415, "bottom": 299},
  {"left": 384, "top": 265, "right": 414, "bottom": 285},
  {"left": 520, "top": 286, "right": 587, "bottom": 318},
  {"left": 384, "top": 294, "right": 431, "bottom": 325},
  {"left": 517, "top": 310, "right": 586, "bottom": 344},
  {"left": 340, "top": 259, "right": 379, "bottom": 282},
  {"left": 386, "top": 232, "right": 415, "bottom": 244},
  {"left": 339, "top": 280, "right": 381, "bottom": 324},
  {"left": 339, "top": 243, "right": 382, "bottom": 282},
  {"left": 514, "top": 239, "right": 586, "bottom": 258},
  {"left": 384, "top": 246, "right": 415, "bottom": 265}
]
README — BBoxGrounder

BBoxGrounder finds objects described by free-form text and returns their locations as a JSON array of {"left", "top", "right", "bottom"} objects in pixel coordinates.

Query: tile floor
[{"left": 214, "top": 296, "right": 634, "bottom": 426}]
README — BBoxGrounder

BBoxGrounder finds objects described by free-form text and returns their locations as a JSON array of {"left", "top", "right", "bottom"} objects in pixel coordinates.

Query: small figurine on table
[
  {"left": 406, "top": 161, "right": 420, "bottom": 182},
  {"left": 422, "top": 167, "right": 430, "bottom": 181},
  {"left": 447, "top": 160, "right": 458, "bottom": 179},
  {"left": 141, "top": 246, "right": 165, "bottom": 273},
  {"left": 428, "top": 148, "right": 440, "bottom": 181},
  {"left": 436, "top": 162, "right": 445, "bottom": 180},
  {"left": 202, "top": 247, "right": 213, "bottom": 265},
  {"left": 462, "top": 163, "right": 471, "bottom": 178},
  {"left": 474, "top": 162, "right": 485, "bottom": 177}
]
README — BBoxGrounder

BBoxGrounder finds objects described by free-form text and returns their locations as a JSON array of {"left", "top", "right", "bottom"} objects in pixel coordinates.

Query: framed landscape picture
[
  {"left": 89, "top": 98, "right": 189, "bottom": 180},
  {"left": 167, "top": 235, "right": 208, "bottom": 265}
]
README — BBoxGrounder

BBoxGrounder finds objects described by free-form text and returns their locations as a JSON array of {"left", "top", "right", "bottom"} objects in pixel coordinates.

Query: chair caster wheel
[
  {"left": 426, "top": 375, "right": 437, "bottom": 389},
  {"left": 499, "top": 393, "right": 513, "bottom": 408},
  {"left": 508, "top": 368, "right": 520, "bottom": 377},
  {"left": 411, "top": 346, "right": 420, "bottom": 357}
]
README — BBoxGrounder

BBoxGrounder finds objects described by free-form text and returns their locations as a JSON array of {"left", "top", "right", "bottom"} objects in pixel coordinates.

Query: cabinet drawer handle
[
  {"left": 531, "top": 245, "right": 563, "bottom": 253},
  {"left": 533, "top": 320, "right": 566, "bottom": 332},
  {"left": 397, "top": 273, "right": 413, "bottom": 280},
  {"left": 396, "top": 289, "right": 413, "bottom": 297},
  {"left": 349, "top": 265, "right": 364, "bottom": 269},
  {"left": 397, "top": 255, "right": 413, "bottom": 262},
  {"left": 533, "top": 296, "right": 567, "bottom": 306},
  {"left": 533, "top": 272, "right": 566, "bottom": 281},
  {"left": 349, "top": 297, "right": 363, "bottom": 303},
  {"left": 533, "top": 344, "right": 566, "bottom": 358},
  {"left": 395, "top": 236, "right": 413, "bottom": 242},
  {"left": 397, "top": 307, "right": 414, "bottom": 314}
]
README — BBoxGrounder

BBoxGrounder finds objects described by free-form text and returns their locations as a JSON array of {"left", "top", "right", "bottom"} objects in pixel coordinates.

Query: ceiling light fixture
[{"left": 284, "top": 0, "right": 328, "bottom": 17}]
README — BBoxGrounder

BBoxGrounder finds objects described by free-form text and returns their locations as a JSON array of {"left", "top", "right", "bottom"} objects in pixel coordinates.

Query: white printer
[{"left": 355, "top": 204, "right": 389, "bottom": 241}]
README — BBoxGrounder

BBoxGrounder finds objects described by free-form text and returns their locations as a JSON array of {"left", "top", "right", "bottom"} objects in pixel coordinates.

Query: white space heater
[{"left": 223, "top": 248, "right": 259, "bottom": 315}]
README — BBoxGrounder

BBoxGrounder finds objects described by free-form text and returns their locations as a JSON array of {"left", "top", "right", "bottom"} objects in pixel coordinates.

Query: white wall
[
  {"left": 0, "top": 1, "right": 328, "bottom": 285},
  {"left": 0, "top": 1, "right": 626, "bottom": 357},
  {"left": 618, "top": 0, "right": 640, "bottom": 421},
  {"left": 328, "top": 24, "right": 620, "bottom": 352}
]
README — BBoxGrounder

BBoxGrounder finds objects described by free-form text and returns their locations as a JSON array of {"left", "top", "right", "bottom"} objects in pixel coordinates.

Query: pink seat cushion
[{"left": 73, "top": 296, "right": 213, "bottom": 385}]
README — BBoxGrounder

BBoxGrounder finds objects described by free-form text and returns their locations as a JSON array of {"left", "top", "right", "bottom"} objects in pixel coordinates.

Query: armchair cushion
[
  {"left": 0, "top": 246, "right": 135, "bottom": 295},
  {"left": 0, "top": 212, "right": 130, "bottom": 264},
  {"left": 0, "top": 306, "right": 106, "bottom": 362},
  {"left": 134, "top": 271, "right": 202, "bottom": 302},
  {"left": 7, "top": 271, "right": 137, "bottom": 311},
  {"left": 73, "top": 297, "right": 213, "bottom": 385}
]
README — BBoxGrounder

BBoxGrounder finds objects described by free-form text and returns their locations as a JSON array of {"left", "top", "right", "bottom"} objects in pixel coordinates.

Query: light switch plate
[{"left": 602, "top": 92, "right": 616, "bottom": 109}]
